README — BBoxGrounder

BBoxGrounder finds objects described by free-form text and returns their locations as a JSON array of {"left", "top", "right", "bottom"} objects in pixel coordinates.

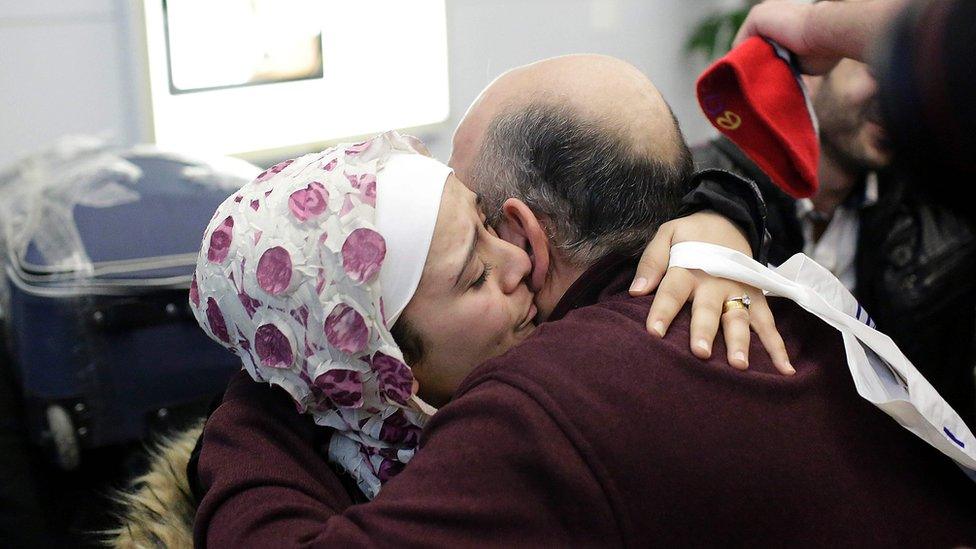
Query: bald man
[
  {"left": 194, "top": 55, "right": 975, "bottom": 547},
  {"left": 451, "top": 54, "right": 692, "bottom": 318}
]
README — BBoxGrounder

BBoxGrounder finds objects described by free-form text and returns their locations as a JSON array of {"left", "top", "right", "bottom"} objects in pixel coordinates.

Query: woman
[
  {"left": 107, "top": 131, "right": 774, "bottom": 546},
  {"left": 188, "top": 131, "right": 547, "bottom": 497}
]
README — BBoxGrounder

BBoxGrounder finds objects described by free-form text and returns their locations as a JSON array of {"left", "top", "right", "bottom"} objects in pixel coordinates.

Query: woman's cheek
[
  {"left": 489, "top": 306, "right": 515, "bottom": 346},
  {"left": 469, "top": 294, "right": 497, "bottom": 319},
  {"left": 462, "top": 297, "right": 496, "bottom": 336}
]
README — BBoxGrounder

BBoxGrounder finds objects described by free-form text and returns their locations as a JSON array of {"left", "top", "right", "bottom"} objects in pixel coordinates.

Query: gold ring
[{"left": 722, "top": 294, "right": 751, "bottom": 314}]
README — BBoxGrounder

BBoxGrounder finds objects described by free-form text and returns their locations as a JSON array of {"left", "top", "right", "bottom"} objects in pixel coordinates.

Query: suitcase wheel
[{"left": 46, "top": 404, "right": 80, "bottom": 471}]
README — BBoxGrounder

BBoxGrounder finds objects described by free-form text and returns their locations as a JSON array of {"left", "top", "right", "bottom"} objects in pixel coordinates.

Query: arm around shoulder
[
  {"left": 193, "top": 378, "right": 357, "bottom": 548},
  {"left": 309, "top": 377, "right": 620, "bottom": 547}
]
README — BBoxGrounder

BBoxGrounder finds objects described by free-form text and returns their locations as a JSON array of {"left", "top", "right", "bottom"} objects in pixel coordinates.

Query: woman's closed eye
[{"left": 472, "top": 261, "right": 493, "bottom": 288}]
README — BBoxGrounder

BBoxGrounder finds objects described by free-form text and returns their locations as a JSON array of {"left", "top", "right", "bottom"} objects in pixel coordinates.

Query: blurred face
[
  {"left": 810, "top": 58, "right": 893, "bottom": 172},
  {"left": 400, "top": 174, "right": 536, "bottom": 407}
]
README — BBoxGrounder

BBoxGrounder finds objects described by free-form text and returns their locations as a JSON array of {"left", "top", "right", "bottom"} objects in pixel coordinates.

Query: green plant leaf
[{"left": 684, "top": 3, "right": 755, "bottom": 61}]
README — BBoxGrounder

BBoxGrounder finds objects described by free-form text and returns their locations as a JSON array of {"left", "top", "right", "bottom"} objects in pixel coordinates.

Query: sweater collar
[{"left": 548, "top": 254, "right": 638, "bottom": 323}]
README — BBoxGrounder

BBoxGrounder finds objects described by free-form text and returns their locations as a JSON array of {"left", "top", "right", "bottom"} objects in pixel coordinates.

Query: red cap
[{"left": 696, "top": 36, "right": 819, "bottom": 198}]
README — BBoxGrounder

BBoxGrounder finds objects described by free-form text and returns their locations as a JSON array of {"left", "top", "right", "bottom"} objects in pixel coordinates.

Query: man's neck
[
  {"left": 537, "top": 256, "right": 587, "bottom": 322},
  {"left": 812, "top": 148, "right": 863, "bottom": 217}
]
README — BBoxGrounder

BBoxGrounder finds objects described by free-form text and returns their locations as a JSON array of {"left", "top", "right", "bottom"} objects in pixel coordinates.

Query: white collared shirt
[{"left": 795, "top": 173, "right": 879, "bottom": 291}]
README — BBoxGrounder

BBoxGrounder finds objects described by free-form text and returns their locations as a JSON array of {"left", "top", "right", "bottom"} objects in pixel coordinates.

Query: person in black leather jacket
[{"left": 694, "top": 57, "right": 976, "bottom": 425}]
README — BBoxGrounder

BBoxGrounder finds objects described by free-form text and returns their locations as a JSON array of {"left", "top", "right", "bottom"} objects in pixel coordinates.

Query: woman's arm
[
  {"left": 194, "top": 375, "right": 613, "bottom": 547},
  {"left": 192, "top": 372, "right": 357, "bottom": 548}
]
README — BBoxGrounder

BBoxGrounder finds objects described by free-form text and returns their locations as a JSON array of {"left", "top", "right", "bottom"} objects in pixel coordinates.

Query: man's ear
[{"left": 498, "top": 198, "right": 550, "bottom": 292}]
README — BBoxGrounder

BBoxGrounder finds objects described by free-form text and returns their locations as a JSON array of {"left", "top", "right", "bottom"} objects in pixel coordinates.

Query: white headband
[{"left": 375, "top": 153, "right": 453, "bottom": 325}]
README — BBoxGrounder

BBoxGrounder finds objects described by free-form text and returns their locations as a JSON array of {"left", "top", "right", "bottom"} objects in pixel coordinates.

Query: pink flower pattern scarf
[{"left": 191, "top": 132, "right": 435, "bottom": 498}]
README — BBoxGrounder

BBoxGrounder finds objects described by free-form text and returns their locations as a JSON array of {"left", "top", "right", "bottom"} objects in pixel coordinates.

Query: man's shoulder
[
  {"left": 459, "top": 294, "right": 652, "bottom": 385},
  {"left": 441, "top": 294, "right": 976, "bottom": 545},
  {"left": 458, "top": 293, "right": 843, "bottom": 401}
]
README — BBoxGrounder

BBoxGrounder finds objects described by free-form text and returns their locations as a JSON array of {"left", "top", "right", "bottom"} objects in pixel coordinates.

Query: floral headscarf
[{"left": 190, "top": 131, "right": 448, "bottom": 498}]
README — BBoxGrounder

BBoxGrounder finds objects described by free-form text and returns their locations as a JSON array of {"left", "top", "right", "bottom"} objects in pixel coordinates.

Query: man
[
  {"left": 193, "top": 55, "right": 975, "bottom": 546},
  {"left": 693, "top": 55, "right": 976, "bottom": 424}
]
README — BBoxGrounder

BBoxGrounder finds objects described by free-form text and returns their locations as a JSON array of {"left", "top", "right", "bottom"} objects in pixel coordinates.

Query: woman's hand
[{"left": 630, "top": 212, "right": 794, "bottom": 375}]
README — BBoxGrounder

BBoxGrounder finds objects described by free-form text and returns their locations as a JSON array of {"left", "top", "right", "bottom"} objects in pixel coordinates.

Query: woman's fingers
[
  {"left": 689, "top": 281, "right": 727, "bottom": 360},
  {"left": 720, "top": 305, "right": 751, "bottom": 370},
  {"left": 646, "top": 267, "right": 694, "bottom": 337},
  {"left": 749, "top": 295, "right": 795, "bottom": 375},
  {"left": 689, "top": 280, "right": 753, "bottom": 369},
  {"left": 642, "top": 256, "right": 793, "bottom": 375},
  {"left": 631, "top": 223, "right": 674, "bottom": 296}
]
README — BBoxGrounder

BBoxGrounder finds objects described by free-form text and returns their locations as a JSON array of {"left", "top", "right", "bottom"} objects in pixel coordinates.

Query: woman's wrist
[{"left": 679, "top": 169, "right": 770, "bottom": 262}]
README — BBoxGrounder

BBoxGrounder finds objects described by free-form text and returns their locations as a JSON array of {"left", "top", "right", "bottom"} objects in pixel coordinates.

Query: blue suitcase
[{"left": 0, "top": 143, "right": 255, "bottom": 469}]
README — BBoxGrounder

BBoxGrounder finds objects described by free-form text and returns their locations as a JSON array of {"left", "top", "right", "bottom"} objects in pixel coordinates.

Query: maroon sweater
[{"left": 194, "top": 256, "right": 976, "bottom": 547}]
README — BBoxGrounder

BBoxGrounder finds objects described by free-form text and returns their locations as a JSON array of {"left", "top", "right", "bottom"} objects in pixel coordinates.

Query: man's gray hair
[{"left": 471, "top": 102, "right": 694, "bottom": 266}]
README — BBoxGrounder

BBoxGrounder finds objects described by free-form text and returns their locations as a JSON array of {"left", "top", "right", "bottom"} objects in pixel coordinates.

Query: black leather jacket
[{"left": 695, "top": 137, "right": 976, "bottom": 424}]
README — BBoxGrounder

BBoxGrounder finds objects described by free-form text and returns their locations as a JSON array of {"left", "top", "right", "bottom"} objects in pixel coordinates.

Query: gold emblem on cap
[{"left": 716, "top": 110, "right": 742, "bottom": 130}]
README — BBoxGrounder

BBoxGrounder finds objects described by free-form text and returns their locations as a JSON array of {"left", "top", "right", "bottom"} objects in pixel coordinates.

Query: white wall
[
  {"left": 0, "top": 0, "right": 720, "bottom": 168},
  {"left": 422, "top": 0, "right": 719, "bottom": 161},
  {"left": 0, "top": 0, "right": 139, "bottom": 166}
]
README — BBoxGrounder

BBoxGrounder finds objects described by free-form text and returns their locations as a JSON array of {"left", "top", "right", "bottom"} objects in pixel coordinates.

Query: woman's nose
[{"left": 497, "top": 240, "right": 532, "bottom": 294}]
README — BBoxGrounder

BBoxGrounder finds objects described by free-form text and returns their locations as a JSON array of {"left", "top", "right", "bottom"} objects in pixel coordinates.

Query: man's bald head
[
  {"left": 450, "top": 54, "right": 693, "bottom": 266},
  {"left": 450, "top": 54, "right": 685, "bottom": 184}
]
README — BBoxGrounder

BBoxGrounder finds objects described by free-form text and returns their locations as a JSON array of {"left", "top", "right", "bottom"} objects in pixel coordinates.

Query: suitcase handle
[{"left": 89, "top": 296, "right": 194, "bottom": 332}]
